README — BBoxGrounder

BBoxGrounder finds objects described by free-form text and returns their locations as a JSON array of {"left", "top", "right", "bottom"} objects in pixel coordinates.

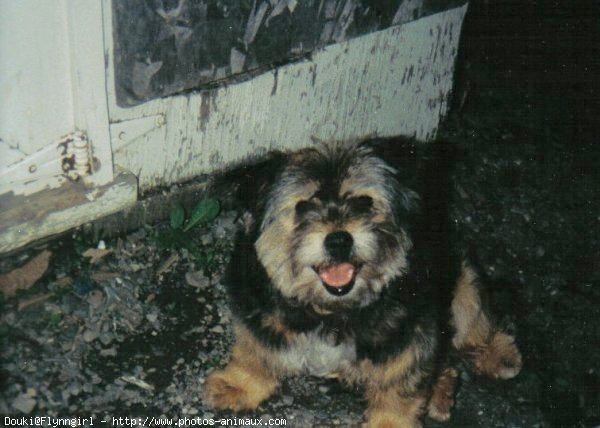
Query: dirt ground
[{"left": 1, "top": 2, "right": 599, "bottom": 427}]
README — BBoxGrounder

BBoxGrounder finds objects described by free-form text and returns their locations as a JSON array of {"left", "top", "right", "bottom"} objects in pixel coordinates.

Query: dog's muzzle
[
  {"left": 318, "top": 231, "right": 357, "bottom": 296},
  {"left": 324, "top": 231, "right": 353, "bottom": 261},
  {"left": 317, "top": 263, "right": 357, "bottom": 296}
]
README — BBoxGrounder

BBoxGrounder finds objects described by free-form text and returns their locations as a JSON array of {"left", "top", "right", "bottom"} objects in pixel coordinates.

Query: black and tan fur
[{"left": 203, "top": 137, "right": 522, "bottom": 427}]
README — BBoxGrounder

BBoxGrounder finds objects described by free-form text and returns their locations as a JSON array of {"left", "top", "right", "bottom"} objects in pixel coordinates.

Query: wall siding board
[
  {"left": 0, "top": 1, "right": 74, "bottom": 158},
  {"left": 111, "top": 4, "right": 468, "bottom": 191}
]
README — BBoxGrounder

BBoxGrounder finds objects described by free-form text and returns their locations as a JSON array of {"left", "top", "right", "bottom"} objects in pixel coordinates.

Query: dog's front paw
[
  {"left": 365, "top": 411, "right": 423, "bottom": 428},
  {"left": 471, "top": 331, "right": 522, "bottom": 380},
  {"left": 427, "top": 367, "right": 458, "bottom": 422},
  {"left": 203, "top": 371, "right": 255, "bottom": 411},
  {"left": 203, "top": 369, "right": 273, "bottom": 412}
]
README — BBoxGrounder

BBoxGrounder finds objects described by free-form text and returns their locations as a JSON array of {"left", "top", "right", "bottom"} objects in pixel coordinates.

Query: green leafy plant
[
  {"left": 169, "top": 198, "right": 220, "bottom": 232},
  {"left": 183, "top": 198, "right": 220, "bottom": 231},
  {"left": 153, "top": 198, "right": 222, "bottom": 272},
  {"left": 170, "top": 205, "right": 185, "bottom": 229}
]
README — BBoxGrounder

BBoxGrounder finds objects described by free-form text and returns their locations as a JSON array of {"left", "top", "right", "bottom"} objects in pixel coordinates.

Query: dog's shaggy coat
[{"left": 203, "top": 138, "right": 522, "bottom": 427}]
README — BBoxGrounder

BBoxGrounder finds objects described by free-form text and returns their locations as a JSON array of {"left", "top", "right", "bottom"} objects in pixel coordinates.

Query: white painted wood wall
[{"left": 0, "top": 1, "right": 468, "bottom": 253}]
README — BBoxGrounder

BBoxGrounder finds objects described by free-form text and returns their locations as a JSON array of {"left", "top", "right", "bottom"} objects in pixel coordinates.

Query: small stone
[
  {"left": 201, "top": 233, "right": 214, "bottom": 246},
  {"left": 210, "top": 325, "right": 224, "bottom": 334},
  {"left": 185, "top": 271, "right": 210, "bottom": 289},
  {"left": 87, "top": 290, "right": 105, "bottom": 309},
  {"left": 97, "top": 240, "right": 106, "bottom": 250},
  {"left": 282, "top": 395, "right": 294, "bottom": 405},
  {"left": 99, "top": 332, "right": 113, "bottom": 345},
  {"left": 12, "top": 394, "right": 36, "bottom": 414},
  {"left": 100, "top": 347, "right": 117, "bottom": 357},
  {"left": 318, "top": 386, "right": 330, "bottom": 394},
  {"left": 68, "top": 383, "right": 81, "bottom": 396},
  {"left": 130, "top": 263, "right": 143, "bottom": 272},
  {"left": 214, "top": 226, "right": 227, "bottom": 239},
  {"left": 83, "top": 330, "right": 99, "bottom": 343},
  {"left": 146, "top": 313, "right": 158, "bottom": 323},
  {"left": 219, "top": 214, "right": 237, "bottom": 232}
]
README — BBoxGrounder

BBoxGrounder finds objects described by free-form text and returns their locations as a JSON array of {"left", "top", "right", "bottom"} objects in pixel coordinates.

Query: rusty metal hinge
[
  {"left": 58, "top": 131, "right": 93, "bottom": 180},
  {"left": 0, "top": 131, "right": 94, "bottom": 196}
]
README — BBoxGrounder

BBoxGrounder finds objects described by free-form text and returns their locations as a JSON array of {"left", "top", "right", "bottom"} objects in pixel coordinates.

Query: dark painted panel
[{"left": 112, "top": 0, "right": 466, "bottom": 106}]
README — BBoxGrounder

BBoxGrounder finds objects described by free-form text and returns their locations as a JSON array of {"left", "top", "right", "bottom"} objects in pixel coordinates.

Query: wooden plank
[
  {"left": 0, "top": 173, "right": 137, "bottom": 254},
  {"left": 66, "top": 1, "right": 114, "bottom": 187}
]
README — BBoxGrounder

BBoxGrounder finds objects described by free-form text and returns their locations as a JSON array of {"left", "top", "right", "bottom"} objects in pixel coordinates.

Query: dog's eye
[
  {"left": 347, "top": 195, "right": 374, "bottom": 214},
  {"left": 295, "top": 200, "right": 317, "bottom": 216}
]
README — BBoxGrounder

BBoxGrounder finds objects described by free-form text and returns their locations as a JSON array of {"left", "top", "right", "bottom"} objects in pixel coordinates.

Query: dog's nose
[{"left": 324, "top": 231, "right": 353, "bottom": 261}]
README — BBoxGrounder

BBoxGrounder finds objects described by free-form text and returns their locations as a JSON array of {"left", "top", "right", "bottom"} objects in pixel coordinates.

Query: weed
[{"left": 153, "top": 198, "right": 222, "bottom": 273}]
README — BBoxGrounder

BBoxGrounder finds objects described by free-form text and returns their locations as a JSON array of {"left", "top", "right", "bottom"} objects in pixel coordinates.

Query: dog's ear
[
  {"left": 365, "top": 136, "right": 458, "bottom": 193},
  {"left": 364, "top": 136, "right": 459, "bottom": 232},
  {"left": 364, "top": 136, "right": 420, "bottom": 185},
  {"left": 360, "top": 137, "right": 421, "bottom": 230},
  {"left": 211, "top": 151, "right": 287, "bottom": 231}
]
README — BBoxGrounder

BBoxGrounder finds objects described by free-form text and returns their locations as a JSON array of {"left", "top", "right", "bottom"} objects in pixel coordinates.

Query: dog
[{"left": 203, "top": 137, "right": 522, "bottom": 427}]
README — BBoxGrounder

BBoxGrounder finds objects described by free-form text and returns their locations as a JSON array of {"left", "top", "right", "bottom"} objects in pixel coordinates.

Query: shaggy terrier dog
[{"left": 203, "top": 137, "right": 522, "bottom": 427}]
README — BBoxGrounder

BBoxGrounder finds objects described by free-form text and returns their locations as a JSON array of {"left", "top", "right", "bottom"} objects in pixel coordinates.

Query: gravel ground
[{"left": 0, "top": 204, "right": 545, "bottom": 428}]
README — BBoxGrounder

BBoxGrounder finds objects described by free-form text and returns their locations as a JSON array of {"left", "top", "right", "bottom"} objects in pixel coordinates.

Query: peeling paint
[
  {"left": 110, "top": 5, "right": 469, "bottom": 191},
  {"left": 271, "top": 69, "right": 279, "bottom": 96},
  {"left": 199, "top": 94, "right": 211, "bottom": 132},
  {"left": 209, "top": 151, "right": 224, "bottom": 167}
]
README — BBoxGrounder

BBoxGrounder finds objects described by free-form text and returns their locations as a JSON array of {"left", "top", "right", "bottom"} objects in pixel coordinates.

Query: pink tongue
[{"left": 319, "top": 263, "right": 356, "bottom": 287}]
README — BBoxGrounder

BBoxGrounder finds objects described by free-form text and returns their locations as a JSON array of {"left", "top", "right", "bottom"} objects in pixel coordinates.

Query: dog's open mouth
[{"left": 316, "top": 263, "right": 357, "bottom": 296}]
